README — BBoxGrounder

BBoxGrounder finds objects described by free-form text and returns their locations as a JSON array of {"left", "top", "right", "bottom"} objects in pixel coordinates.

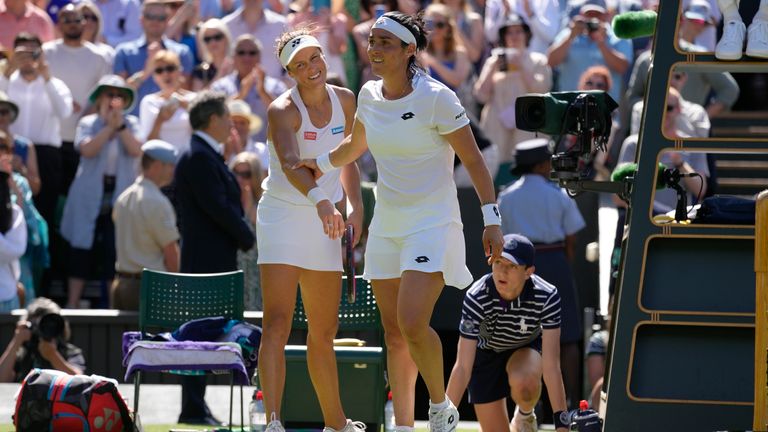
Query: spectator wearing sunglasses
[
  {"left": 221, "top": 0, "right": 287, "bottom": 80},
  {"left": 192, "top": 19, "right": 234, "bottom": 91},
  {"left": 114, "top": 0, "right": 194, "bottom": 115},
  {"left": 211, "top": 34, "right": 286, "bottom": 143},
  {"left": 139, "top": 50, "right": 195, "bottom": 155},
  {"left": 77, "top": 1, "right": 116, "bottom": 64},
  {"left": 44, "top": 5, "right": 112, "bottom": 194},
  {"left": 60, "top": 75, "right": 142, "bottom": 309},
  {"left": 94, "top": 0, "right": 142, "bottom": 47}
]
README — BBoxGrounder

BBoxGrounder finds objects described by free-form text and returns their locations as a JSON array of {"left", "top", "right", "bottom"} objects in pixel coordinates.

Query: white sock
[
  {"left": 429, "top": 398, "right": 449, "bottom": 412},
  {"left": 718, "top": 0, "right": 742, "bottom": 23},
  {"left": 394, "top": 426, "right": 415, "bottom": 432}
]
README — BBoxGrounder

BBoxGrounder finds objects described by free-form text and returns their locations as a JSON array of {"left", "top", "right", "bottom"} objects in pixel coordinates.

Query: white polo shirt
[{"left": 357, "top": 73, "right": 469, "bottom": 237}]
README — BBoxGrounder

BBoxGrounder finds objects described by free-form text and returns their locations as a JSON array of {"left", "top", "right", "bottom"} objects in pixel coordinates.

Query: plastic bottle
[
  {"left": 384, "top": 391, "right": 395, "bottom": 432},
  {"left": 250, "top": 390, "right": 267, "bottom": 432},
  {"left": 570, "top": 400, "right": 602, "bottom": 432}
]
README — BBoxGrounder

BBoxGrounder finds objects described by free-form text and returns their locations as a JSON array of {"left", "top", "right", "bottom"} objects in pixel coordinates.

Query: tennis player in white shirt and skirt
[
  {"left": 296, "top": 12, "right": 504, "bottom": 432},
  {"left": 256, "top": 28, "right": 365, "bottom": 432}
]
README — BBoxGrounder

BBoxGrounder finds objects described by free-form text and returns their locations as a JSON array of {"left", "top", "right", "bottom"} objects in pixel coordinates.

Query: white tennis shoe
[
  {"left": 322, "top": 419, "right": 367, "bottom": 432},
  {"left": 510, "top": 406, "right": 538, "bottom": 432},
  {"left": 427, "top": 399, "right": 459, "bottom": 432},
  {"left": 716, "top": 20, "right": 747, "bottom": 60},
  {"left": 265, "top": 412, "right": 285, "bottom": 432},
  {"left": 747, "top": 18, "right": 768, "bottom": 58}
]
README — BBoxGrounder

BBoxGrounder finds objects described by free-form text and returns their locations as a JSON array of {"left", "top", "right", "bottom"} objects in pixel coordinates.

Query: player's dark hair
[{"left": 381, "top": 11, "right": 428, "bottom": 79}]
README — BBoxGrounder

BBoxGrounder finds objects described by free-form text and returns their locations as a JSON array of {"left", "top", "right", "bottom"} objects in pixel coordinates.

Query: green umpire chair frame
[
  {"left": 283, "top": 276, "right": 386, "bottom": 430},
  {"left": 133, "top": 269, "right": 246, "bottom": 429}
]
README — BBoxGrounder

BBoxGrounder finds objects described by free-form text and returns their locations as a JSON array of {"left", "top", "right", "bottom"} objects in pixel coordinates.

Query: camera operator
[
  {"left": 0, "top": 297, "right": 85, "bottom": 382},
  {"left": 547, "top": 0, "right": 632, "bottom": 101}
]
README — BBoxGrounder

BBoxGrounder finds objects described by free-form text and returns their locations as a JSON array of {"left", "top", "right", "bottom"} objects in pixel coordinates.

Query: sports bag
[{"left": 14, "top": 368, "right": 134, "bottom": 432}]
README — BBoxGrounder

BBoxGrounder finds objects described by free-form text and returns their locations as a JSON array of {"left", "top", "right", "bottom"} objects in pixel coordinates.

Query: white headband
[
  {"left": 279, "top": 35, "right": 323, "bottom": 69},
  {"left": 372, "top": 16, "right": 417, "bottom": 46}
]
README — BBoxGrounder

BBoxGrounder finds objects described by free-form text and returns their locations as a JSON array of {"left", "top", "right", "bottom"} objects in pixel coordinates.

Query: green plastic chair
[
  {"left": 285, "top": 276, "right": 386, "bottom": 430},
  {"left": 133, "top": 269, "right": 245, "bottom": 429}
]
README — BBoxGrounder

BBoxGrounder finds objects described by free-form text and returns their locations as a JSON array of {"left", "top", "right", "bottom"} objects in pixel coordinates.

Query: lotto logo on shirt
[{"left": 304, "top": 131, "right": 317, "bottom": 140}]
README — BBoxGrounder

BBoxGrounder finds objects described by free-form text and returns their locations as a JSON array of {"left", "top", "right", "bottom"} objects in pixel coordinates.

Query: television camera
[{"left": 514, "top": 90, "right": 630, "bottom": 200}]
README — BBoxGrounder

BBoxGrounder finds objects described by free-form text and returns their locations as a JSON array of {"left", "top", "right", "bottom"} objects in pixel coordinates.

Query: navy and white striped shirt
[{"left": 459, "top": 273, "right": 561, "bottom": 352}]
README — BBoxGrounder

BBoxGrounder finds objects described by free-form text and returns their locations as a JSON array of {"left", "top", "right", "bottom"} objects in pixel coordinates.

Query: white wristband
[
  {"left": 307, "top": 187, "right": 329, "bottom": 205},
  {"left": 316, "top": 152, "right": 336, "bottom": 174},
  {"left": 481, "top": 203, "right": 501, "bottom": 226}
]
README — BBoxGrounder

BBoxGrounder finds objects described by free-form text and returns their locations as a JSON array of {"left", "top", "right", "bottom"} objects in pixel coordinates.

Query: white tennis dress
[
  {"left": 256, "top": 85, "right": 346, "bottom": 271},
  {"left": 357, "top": 73, "right": 474, "bottom": 288}
]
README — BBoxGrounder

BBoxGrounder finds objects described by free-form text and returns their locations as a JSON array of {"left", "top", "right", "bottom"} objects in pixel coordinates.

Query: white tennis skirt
[{"left": 256, "top": 194, "right": 343, "bottom": 271}]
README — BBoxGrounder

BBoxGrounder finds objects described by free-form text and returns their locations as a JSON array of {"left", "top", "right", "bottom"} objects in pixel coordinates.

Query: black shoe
[{"left": 178, "top": 415, "right": 224, "bottom": 426}]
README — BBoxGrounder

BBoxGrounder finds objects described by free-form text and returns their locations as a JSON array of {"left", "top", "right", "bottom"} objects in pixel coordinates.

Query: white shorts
[
  {"left": 256, "top": 195, "right": 342, "bottom": 271},
  {"left": 363, "top": 223, "right": 474, "bottom": 289}
]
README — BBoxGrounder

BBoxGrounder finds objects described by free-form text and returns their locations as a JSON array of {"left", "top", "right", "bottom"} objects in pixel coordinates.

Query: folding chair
[
  {"left": 124, "top": 269, "right": 247, "bottom": 430},
  {"left": 282, "top": 276, "right": 386, "bottom": 430}
]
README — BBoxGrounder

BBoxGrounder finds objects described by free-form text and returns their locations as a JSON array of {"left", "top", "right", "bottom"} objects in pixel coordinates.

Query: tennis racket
[{"left": 345, "top": 225, "right": 356, "bottom": 303}]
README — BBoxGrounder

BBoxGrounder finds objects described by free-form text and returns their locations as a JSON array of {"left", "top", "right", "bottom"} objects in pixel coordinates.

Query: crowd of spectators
[{"left": 0, "top": 0, "right": 746, "bottom": 411}]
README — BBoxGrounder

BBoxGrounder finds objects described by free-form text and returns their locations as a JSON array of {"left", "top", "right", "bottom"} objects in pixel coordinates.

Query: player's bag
[{"left": 14, "top": 368, "right": 135, "bottom": 432}]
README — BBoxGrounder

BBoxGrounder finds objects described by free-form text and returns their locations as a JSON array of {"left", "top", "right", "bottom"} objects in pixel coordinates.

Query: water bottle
[
  {"left": 570, "top": 400, "right": 602, "bottom": 432},
  {"left": 250, "top": 390, "right": 267, "bottom": 432},
  {"left": 384, "top": 391, "right": 395, "bottom": 432}
]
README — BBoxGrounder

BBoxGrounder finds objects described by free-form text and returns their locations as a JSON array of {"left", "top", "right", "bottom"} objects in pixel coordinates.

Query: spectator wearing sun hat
[
  {"left": 497, "top": 137, "right": 585, "bottom": 409},
  {"left": 60, "top": 74, "right": 142, "bottom": 309},
  {"left": 226, "top": 98, "right": 267, "bottom": 174},
  {"left": 111, "top": 139, "right": 179, "bottom": 310}
]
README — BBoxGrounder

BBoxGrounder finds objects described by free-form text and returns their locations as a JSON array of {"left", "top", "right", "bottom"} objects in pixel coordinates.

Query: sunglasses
[
  {"left": 154, "top": 65, "right": 178, "bottom": 74},
  {"left": 82, "top": 13, "right": 98, "bottom": 22},
  {"left": 0, "top": 108, "right": 12, "bottom": 116},
  {"left": 102, "top": 90, "right": 126, "bottom": 99},
  {"left": 427, "top": 20, "right": 447, "bottom": 30},
  {"left": 236, "top": 49, "right": 259, "bottom": 57},
  {"left": 60, "top": 17, "right": 84, "bottom": 24},
  {"left": 666, "top": 104, "right": 678, "bottom": 112},
  {"left": 234, "top": 169, "right": 252, "bottom": 179},
  {"left": 143, "top": 12, "right": 168, "bottom": 21},
  {"left": 203, "top": 33, "right": 226, "bottom": 44},
  {"left": 585, "top": 80, "right": 607, "bottom": 89}
]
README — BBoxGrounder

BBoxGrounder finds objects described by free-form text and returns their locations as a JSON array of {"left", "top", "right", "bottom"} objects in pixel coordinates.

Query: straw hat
[{"left": 227, "top": 99, "right": 263, "bottom": 135}]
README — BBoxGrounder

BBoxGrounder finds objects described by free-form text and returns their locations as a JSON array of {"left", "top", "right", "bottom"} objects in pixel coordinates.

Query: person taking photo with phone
[
  {"left": 256, "top": 28, "right": 364, "bottom": 432},
  {"left": 0, "top": 32, "right": 72, "bottom": 259},
  {"left": 295, "top": 11, "right": 504, "bottom": 432}
]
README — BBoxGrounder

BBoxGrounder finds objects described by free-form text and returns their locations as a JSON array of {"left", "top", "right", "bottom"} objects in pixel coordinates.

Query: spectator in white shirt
[
  {"left": 0, "top": 32, "right": 72, "bottom": 235},
  {"left": 44, "top": 4, "right": 112, "bottom": 193},
  {"left": 78, "top": 1, "right": 116, "bottom": 64},
  {"left": 484, "top": 0, "right": 560, "bottom": 54},
  {"left": 94, "top": 0, "right": 142, "bottom": 47},
  {"left": 138, "top": 50, "right": 195, "bottom": 154}
]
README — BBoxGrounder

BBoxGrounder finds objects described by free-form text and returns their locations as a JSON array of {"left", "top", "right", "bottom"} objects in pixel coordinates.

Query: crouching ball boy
[{"left": 446, "top": 234, "right": 569, "bottom": 432}]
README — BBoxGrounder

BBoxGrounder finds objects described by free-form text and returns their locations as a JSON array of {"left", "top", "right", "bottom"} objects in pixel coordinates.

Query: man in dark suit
[{"left": 174, "top": 91, "right": 255, "bottom": 425}]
